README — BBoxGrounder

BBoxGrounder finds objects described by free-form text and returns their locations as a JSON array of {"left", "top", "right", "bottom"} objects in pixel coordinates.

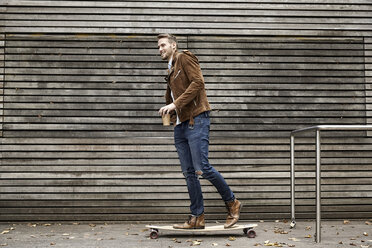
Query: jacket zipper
[{"left": 172, "top": 70, "right": 181, "bottom": 82}]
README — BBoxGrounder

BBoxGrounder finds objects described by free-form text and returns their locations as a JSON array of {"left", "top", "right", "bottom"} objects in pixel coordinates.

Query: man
[{"left": 157, "top": 33, "right": 242, "bottom": 229}]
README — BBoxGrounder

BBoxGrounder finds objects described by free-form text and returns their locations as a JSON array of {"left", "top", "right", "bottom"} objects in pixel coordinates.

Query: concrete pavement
[{"left": 0, "top": 220, "right": 371, "bottom": 248}]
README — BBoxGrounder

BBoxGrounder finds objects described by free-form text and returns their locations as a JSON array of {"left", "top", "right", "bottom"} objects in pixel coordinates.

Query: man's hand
[{"left": 159, "top": 103, "right": 176, "bottom": 116}]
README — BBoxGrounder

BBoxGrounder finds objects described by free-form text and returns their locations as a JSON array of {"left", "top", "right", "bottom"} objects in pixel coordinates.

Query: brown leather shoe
[
  {"left": 224, "top": 199, "right": 242, "bottom": 228},
  {"left": 173, "top": 214, "right": 205, "bottom": 229}
]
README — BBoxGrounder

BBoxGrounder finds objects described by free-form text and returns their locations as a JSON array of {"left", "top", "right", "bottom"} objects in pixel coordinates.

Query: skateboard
[{"left": 146, "top": 223, "right": 257, "bottom": 239}]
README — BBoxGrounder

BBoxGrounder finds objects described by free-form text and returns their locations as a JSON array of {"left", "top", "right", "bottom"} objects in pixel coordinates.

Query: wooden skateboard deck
[{"left": 146, "top": 223, "right": 257, "bottom": 239}]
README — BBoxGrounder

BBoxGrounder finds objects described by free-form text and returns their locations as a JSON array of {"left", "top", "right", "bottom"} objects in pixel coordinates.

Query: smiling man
[{"left": 157, "top": 33, "right": 242, "bottom": 229}]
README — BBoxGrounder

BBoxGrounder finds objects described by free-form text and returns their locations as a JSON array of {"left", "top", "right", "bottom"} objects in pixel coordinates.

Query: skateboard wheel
[
  {"left": 247, "top": 229, "right": 256, "bottom": 238},
  {"left": 150, "top": 230, "right": 159, "bottom": 239}
]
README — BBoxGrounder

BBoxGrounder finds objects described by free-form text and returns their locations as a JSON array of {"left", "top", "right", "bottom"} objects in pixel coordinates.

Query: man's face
[{"left": 158, "top": 38, "right": 176, "bottom": 61}]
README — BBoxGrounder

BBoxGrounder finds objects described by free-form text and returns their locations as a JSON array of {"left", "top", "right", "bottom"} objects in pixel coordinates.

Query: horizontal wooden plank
[
  {"left": 1, "top": 143, "right": 371, "bottom": 152},
  {"left": 1, "top": 211, "right": 370, "bottom": 222},
  {"left": 4, "top": 47, "right": 365, "bottom": 56},
  {"left": 3, "top": 96, "right": 366, "bottom": 104},
  {"left": 1, "top": 191, "right": 371, "bottom": 201},
  {"left": 4, "top": 61, "right": 366, "bottom": 71},
  {"left": 3, "top": 82, "right": 367, "bottom": 91},
  {"left": 2, "top": 136, "right": 371, "bottom": 145},
  {"left": 1, "top": 184, "right": 372, "bottom": 194},
  {"left": 2, "top": 124, "right": 369, "bottom": 132},
  {"left": 4, "top": 27, "right": 372, "bottom": 36},
  {"left": 4, "top": 88, "right": 365, "bottom": 97},
  {"left": 4, "top": 20, "right": 372, "bottom": 31},
  {"left": 2, "top": 197, "right": 372, "bottom": 208},
  {"left": 3, "top": 130, "right": 366, "bottom": 138},
  {"left": 2, "top": 177, "right": 371, "bottom": 187},
  {"left": 3, "top": 14, "right": 372, "bottom": 25},
  {"left": 1, "top": 206, "right": 372, "bottom": 219},
  {"left": 1, "top": 171, "right": 372, "bottom": 180},
  {"left": 5, "top": 1, "right": 372, "bottom": 10}
]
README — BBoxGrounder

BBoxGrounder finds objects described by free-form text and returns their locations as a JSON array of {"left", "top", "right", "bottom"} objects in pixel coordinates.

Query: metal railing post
[
  {"left": 315, "top": 129, "right": 321, "bottom": 243},
  {"left": 289, "top": 125, "right": 372, "bottom": 243},
  {"left": 290, "top": 135, "right": 296, "bottom": 228}
]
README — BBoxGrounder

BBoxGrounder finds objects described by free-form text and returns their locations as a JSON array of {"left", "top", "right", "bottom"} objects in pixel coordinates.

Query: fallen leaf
[
  {"left": 254, "top": 244, "right": 262, "bottom": 246},
  {"left": 305, "top": 226, "right": 312, "bottom": 230},
  {"left": 89, "top": 224, "right": 96, "bottom": 227},
  {"left": 349, "top": 243, "right": 356, "bottom": 246},
  {"left": 172, "top": 238, "right": 181, "bottom": 243},
  {"left": 62, "top": 233, "right": 69, "bottom": 236},
  {"left": 305, "top": 234, "right": 312, "bottom": 238},
  {"left": 50, "top": 242, "right": 56, "bottom": 246},
  {"left": 288, "top": 238, "right": 300, "bottom": 242},
  {"left": 365, "top": 221, "right": 371, "bottom": 225},
  {"left": 338, "top": 241, "right": 343, "bottom": 244},
  {"left": 191, "top": 240, "right": 201, "bottom": 246},
  {"left": 264, "top": 240, "right": 274, "bottom": 246},
  {"left": 30, "top": 235, "right": 36, "bottom": 238},
  {"left": 1, "top": 231, "right": 9, "bottom": 235},
  {"left": 212, "top": 243, "right": 218, "bottom": 246},
  {"left": 225, "top": 244, "right": 231, "bottom": 247},
  {"left": 44, "top": 224, "right": 52, "bottom": 226},
  {"left": 288, "top": 245, "right": 295, "bottom": 247},
  {"left": 72, "top": 223, "right": 80, "bottom": 225},
  {"left": 0, "top": 244, "right": 7, "bottom": 247},
  {"left": 343, "top": 220, "right": 350, "bottom": 224},
  {"left": 228, "top": 236, "right": 236, "bottom": 241},
  {"left": 363, "top": 232, "right": 368, "bottom": 236}
]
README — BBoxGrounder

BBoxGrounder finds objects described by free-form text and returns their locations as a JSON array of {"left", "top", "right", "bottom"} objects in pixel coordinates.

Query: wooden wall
[
  {"left": 367, "top": 38, "right": 372, "bottom": 136},
  {"left": 0, "top": 1, "right": 371, "bottom": 222}
]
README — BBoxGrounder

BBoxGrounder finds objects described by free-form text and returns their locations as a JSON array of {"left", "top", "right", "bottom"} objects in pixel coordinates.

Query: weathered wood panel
[
  {"left": 0, "top": 31, "right": 371, "bottom": 222},
  {"left": 0, "top": 34, "right": 4, "bottom": 140},
  {"left": 366, "top": 38, "right": 372, "bottom": 136},
  {"left": 2, "top": 0, "right": 372, "bottom": 36}
]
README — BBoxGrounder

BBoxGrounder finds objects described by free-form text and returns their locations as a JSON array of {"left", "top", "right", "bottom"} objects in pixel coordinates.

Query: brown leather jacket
[{"left": 165, "top": 50, "right": 211, "bottom": 125}]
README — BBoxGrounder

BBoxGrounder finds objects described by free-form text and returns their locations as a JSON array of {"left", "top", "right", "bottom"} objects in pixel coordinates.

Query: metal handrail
[{"left": 290, "top": 125, "right": 372, "bottom": 243}]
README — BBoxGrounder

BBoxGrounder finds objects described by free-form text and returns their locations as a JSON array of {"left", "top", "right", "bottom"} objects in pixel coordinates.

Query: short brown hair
[{"left": 157, "top": 33, "right": 178, "bottom": 49}]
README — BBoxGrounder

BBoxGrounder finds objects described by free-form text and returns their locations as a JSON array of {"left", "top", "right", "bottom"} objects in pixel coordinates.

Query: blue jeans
[{"left": 174, "top": 111, "right": 235, "bottom": 216}]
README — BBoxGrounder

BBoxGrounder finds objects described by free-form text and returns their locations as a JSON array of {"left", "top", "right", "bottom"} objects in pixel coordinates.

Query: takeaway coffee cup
[{"left": 162, "top": 113, "right": 171, "bottom": 126}]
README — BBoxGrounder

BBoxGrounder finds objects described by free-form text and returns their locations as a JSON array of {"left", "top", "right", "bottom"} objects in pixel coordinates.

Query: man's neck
[{"left": 168, "top": 49, "right": 177, "bottom": 63}]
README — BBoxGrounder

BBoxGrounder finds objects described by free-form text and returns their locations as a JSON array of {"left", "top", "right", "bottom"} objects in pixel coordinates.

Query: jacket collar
[{"left": 167, "top": 50, "right": 180, "bottom": 75}]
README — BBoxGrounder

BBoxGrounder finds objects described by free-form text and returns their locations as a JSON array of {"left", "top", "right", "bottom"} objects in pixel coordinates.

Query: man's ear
[{"left": 171, "top": 42, "right": 177, "bottom": 50}]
